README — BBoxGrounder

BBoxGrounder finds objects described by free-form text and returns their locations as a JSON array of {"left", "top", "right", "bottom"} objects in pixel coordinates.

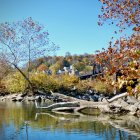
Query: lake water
[{"left": 0, "top": 101, "right": 140, "bottom": 140}]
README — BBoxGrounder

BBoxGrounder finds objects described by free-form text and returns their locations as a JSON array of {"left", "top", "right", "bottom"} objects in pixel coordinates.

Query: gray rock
[
  {"left": 18, "top": 93, "right": 27, "bottom": 97},
  {"left": 126, "top": 96, "right": 138, "bottom": 105},
  {"left": 82, "top": 95, "right": 90, "bottom": 101},
  {"left": 16, "top": 96, "right": 24, "bottom": 102},
  {"left": 126, "top": 105, "right": 137, "bottom": 115},
  {"left": 89, "top": 95, "right": 95, "bottom": 101},
  {"left": 110, "top": 98, "right": 129, "bottom": 108},
  {"left": 76, "top": 95, "right": 82, "bottom": 99},
  {"left": 99, "top": 104, "right": 110, "bottom": 113},
  {"left": 7, "top": 94, "right": 17, "bottom": 100},
  {"left": 134, "top": 101, "right": 140, "bottom": 109},
  {"left": 12, "top": 98, "right": 17, "bottom": 102},
  {"left": 136, "top": 110, "right": 140, "bottom": 117},
  {"left": 102, "top": 98, "right": 108, "bottom": 103},
  {"left": 27, "top": 96, "right": 35, "bottom": 101},
  {"left": 92, "top": 94, "right": 99, "bottom": 102},
  {"left": 109, "top": 105, "right": 122, "bottom": 114},
  {"left": 120, "top": 99, "right": 129, "bottom": 108},
  {"left": 98, "top": 97, "right": 103, "bottom": 102},
  {"left": 137, "top": 104, "right": 140, "bottom": 110},
  {"left": 35, "top": 96, "right": 42, "bottom": 102},
  {"left": 1, "top": 97, "right": 6, "bottom": 101}
]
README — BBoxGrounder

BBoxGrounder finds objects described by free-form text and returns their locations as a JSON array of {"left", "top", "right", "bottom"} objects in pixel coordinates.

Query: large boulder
[{"left": 110, "top": 98, "right": 129, "bottom": 108}]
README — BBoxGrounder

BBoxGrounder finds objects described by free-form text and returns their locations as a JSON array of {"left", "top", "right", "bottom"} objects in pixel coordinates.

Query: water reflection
[{"left": 0, "top": 101, "right": 139, "bottom": 140}]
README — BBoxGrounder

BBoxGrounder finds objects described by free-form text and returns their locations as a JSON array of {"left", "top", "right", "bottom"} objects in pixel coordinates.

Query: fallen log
[
  {"left": 35, "top": 100, "right": 80, "bottom": 111},
  {"left": 50, "top": 90, "right": 128, "bottom": 104},
  {"left": 52, "top": 107, "right": 77, "bottom": 112},
  {"left": 107, "top": 92, "right": 128, "bottom": 103},
  {"left": 35, "top": 91, "right": 134, "bottom": 114},
  {"left": 50, "top": 90, "right": 108, "bottom": 107}
]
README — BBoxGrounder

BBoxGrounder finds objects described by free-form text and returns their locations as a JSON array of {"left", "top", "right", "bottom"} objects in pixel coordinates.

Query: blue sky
[{"left": 0, "top": 0, "right": 131, "bottom": 56}]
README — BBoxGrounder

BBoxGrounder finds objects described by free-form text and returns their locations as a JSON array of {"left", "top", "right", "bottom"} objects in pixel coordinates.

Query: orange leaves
[
  {"left": 97, "top": 0, "right": 139, "bottom": 94},
  {"left": 98, "top": 0, "right": 139, "bottom": 30},
  {"left": 37, "top": 64, "right": 48, "bottom": 72},
  {"left": 95, "top": 35, "right": 139, "bottom": 89}
]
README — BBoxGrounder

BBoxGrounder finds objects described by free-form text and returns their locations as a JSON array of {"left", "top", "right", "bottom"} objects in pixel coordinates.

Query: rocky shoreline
[{"left": 0, "top": 91, "right": 140, "bottom": 117}]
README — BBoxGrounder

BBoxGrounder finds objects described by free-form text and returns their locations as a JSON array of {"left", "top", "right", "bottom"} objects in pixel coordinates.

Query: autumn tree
[
  {"left": 0, "top": 17, "right": 57, "bottom": 92},
  {"left": 96, "top": 0, "right": 140, "bottom": 96},
  {"left": 49, "top": 62, "right": 61, "bottom": 75},
  {"left": 98, "top": 0, "right": 139, "bottom": 28},
  {"left": 37, "top": 64, "right": 48, "bottom": 72},
  {"left": 73, "top": 62, "right": 86, "bottom": 72}
]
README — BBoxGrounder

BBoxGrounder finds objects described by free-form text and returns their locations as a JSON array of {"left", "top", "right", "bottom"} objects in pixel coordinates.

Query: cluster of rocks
[
  {"left": 67, "top": 90, "right": 109, "bottom": 102},
  {"left": 99, "top": 96, "right": 140, "bottom": 116},
  {"left": 0, "top": 93, "right": 44, "bottom": 102},
  {"left": 0, "top": 91, "right": 70, "bottom": 103}
]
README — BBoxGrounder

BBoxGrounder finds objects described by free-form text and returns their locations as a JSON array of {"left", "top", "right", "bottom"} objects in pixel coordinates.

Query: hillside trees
[
  {"left": 0, "top": 17, "right": 57, "bottom": 93},
  {"left": 96, "top": 0, "right": 140, "bottom": 95}
]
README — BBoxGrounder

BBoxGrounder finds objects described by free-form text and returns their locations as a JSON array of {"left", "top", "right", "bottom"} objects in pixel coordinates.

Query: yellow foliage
[
  {"left": 3, "top": 72, "right": 26, "bottom": 93},
  {"left": 58, "top": 74, "right": 79, "bottom": 89},
  {"left": 93, "top": 80, "right": 109, "bottom": 93},
  {"left": 76, "top": 80, "right": 94, "bottom": 93},
  {"left": 135, "top": 83, "right": 140, "bottom": 96},
  {"left": 30, "top": 72, "right": 59, "bottom": 92}
]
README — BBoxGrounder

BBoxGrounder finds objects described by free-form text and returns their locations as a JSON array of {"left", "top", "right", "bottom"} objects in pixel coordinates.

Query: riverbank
[{"left": 0, "top": 91, "right": 140, "bottom": 117}]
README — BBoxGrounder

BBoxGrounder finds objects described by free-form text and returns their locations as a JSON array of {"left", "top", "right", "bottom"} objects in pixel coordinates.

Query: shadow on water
[{"left": 0, "top": 101, "right": 140, "bottom": 140}]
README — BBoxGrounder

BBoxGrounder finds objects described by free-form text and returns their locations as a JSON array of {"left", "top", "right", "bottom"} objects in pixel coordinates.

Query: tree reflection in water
[{"left": 0, "top": 101, "right": 139, "bottom": 140}]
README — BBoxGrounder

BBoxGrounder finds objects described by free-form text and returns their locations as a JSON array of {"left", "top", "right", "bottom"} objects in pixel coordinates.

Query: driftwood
[
  {"left": 52, "top": 107, "right": 78, "bottom": 112},
  {"left": 107, "top": 92, "right": 129, "bottom": 103},
  {"left": 50, "top": 90, "right": 128, "bottom": 104},
  {"left": 35, "top": 100, "right": 80, "bottom": 111},
  {"left": 35, "top": 91, "right": 130, "bottom": 113}
]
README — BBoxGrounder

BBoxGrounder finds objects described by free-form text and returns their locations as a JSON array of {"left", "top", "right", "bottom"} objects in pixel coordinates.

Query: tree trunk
[
  {"left": 12, "top": 63, "right": 34, "bottom": 94},
  {"left": 107, "top": 92, "right": 128, "bottom": 103},
  {"left": 35, "top": 101, "right": 80, "bottom": 111}
]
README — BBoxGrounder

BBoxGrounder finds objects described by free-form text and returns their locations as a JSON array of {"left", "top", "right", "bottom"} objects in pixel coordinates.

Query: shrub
[
  {"left": 30, "top": 72, "right": 60, "bottom": 92},
  {"left": 76, "top": 80, "right": 92, "bottom": 93},
  {"left": 58, "top": 74, "right": 79, "bottom": 90},
  {"left": 3, "top": 72, "right": 26, "bottom": 93},
  {"left": 92, "top": 80, "right": 114, "bottom": 94}
]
